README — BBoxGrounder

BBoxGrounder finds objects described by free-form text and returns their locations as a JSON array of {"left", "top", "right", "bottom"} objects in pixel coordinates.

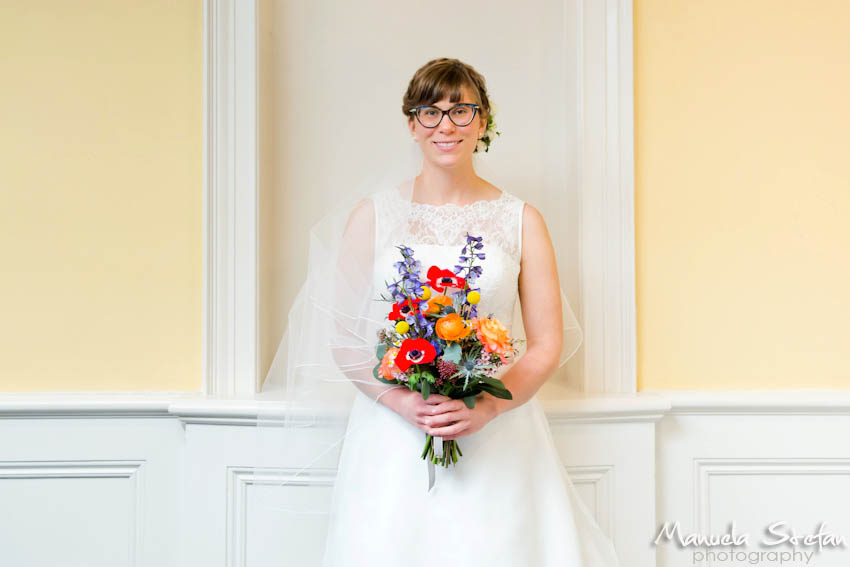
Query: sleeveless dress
[{"left": 320, "top": 187, "right": 622, "bottom": 567}]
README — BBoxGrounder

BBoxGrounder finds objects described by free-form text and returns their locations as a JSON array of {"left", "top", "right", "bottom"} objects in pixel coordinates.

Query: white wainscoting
[
  {"left": 4, "top": 390, "right": 850, "bottom": 567},
  {"left": 172, "top": 393, "right": 660, "bottom": 567},
  {"left": 0, "top": 392, "right": 658, "bottom": 566},
  {"left": 651, "top": 390, "right": 850, "bottom": 567},
  {"left": 0, "top": 404, "right": 185, "bottom": 567}
]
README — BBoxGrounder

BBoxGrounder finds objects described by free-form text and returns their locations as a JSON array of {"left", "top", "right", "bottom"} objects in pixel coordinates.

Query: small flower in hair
[{"left": 474, "top": 102, "right": 501, "bottom": 153}]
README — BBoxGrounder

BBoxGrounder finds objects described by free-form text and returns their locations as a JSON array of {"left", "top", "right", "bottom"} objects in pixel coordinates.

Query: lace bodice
[{"left": 370, "top": 187, "right": 526, "bottom": 333}]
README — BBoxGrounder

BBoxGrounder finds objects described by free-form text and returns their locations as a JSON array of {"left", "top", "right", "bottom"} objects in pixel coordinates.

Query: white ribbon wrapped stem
[{"left": 427, "top": 435, "right": 443, "bottom": 492}]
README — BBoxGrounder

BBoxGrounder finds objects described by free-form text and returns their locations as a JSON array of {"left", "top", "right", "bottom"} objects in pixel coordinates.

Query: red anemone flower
[
  {"left": 427, "top": 266, "right": 466, "bottom": 293},
  {"left": 394, "top": 338, "right": 437, "bottom": 372},
  {"left": 388, "top": 297, "right": 422, "bottom": 321}
]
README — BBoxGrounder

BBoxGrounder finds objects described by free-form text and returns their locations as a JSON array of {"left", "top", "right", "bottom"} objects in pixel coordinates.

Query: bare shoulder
[
  {"left": 521, "top": 202, "right": 553, "bottom": 246},
  {"left": 344, "top": 197, "right": 376, "bottom": 233},
  {"left": 352, "top": 197, "right": 374, "bottom": 215},
  {"left": 522, "top": 201, "right": 544, "bottom": 223},
  {"left": 340, "top": 197, "right": 377, "bottom": 264},
  {"left": 519, "top": 201, "right": 557, "bottom": 279}
]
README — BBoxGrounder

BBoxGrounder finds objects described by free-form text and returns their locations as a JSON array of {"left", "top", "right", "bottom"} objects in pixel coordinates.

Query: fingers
[
  {"left": 428, "top": 420, "right": 467, "bottom": 437},
  {"left": 415, "top": 396, "right": 461, "bottom": 432},
  {"left": 425, "top": 410, "right": 462, "bottom": 427},
  {"left": 428, "top": 400, "right": 465, "bottom": 415}
]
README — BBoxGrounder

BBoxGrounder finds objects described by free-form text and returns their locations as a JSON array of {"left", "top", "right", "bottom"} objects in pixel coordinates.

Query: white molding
[
  {"left": 694, "top": 458, "right": 850, "bottom": 537},
  {"left": 0, "top": 391, "right": 667, "bottom": 424},
  {"left": 204, "top": 0, "right": 260, "bottom": 396},
  {"left": 227, "top": 466, "right": 336, "bottom": 567},
  {"left": 6, "top": 390, "right": 850, "bottom": 421},
  {"left": 576, "top": 0, "right": 637, "bottom": 395},
  {"left": 567, "top": 464, "right": 617, "bottom": 539},
  {"left": 0, "top": 460, "right": 145, "bottom": 565},
  {"left": 645, "top": 389, "right": 850, "bottom": 415},
  {"left": 0, "top": 392, "right": 195, "bottom": 418}
]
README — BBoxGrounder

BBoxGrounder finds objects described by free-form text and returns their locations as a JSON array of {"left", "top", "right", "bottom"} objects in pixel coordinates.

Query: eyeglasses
[{"left": 408, "top": 103, "right": 479, "bottom": 128}]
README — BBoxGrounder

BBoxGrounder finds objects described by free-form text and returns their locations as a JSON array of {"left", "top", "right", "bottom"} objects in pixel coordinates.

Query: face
[{"left": 408, "top": 85, "right": 487, "bottom": 167}]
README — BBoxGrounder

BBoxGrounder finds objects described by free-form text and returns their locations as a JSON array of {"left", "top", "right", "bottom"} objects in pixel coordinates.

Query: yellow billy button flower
[
  {"left": 395, "top": 320, "right": 410, "bottom": 335},
  {"left": 466, "top": 290, "right": 480, "bottom": 304},
  {"left": 419, "top": 287, "right": 432, "bottom": 300}
]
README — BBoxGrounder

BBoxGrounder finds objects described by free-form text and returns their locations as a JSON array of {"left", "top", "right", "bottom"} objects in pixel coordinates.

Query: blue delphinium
[
  {"left": 380, "top": 245, "right": 437, "bottom": 352},
  {"left": 452, "top": 233, "right": 485, "bottom": 319},
  {"left": 390, "top": 245, "right": 424, "bottom": 303}
]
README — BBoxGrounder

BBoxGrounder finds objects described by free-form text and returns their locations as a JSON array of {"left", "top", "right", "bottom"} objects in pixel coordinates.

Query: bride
[{"left": 259, "top": 57, "right": 622, "bottom": 567}]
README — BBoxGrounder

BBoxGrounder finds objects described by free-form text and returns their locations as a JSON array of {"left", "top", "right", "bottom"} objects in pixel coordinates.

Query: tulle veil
[{"left": 250, "top": 139, "right": 585, "bottom": 556}]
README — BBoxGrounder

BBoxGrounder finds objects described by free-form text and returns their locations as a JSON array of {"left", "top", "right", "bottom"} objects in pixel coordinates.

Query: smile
[{"left": 434, "top": 140, "right": 461, "bottom": 150}]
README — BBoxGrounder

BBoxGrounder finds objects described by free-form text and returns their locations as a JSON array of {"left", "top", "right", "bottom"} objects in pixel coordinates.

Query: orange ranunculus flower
[
  {"left": 425, "top": 294, "right": 453, "bottom": 314},
  {"left": 470, "top": 317, "right": 513, "bottom": 364},
  {"left": 435, "top": 313, "right": 472, "bottom": 342},
  {"left": 378, "top": 347, "right": 404, "bottom": 381}
]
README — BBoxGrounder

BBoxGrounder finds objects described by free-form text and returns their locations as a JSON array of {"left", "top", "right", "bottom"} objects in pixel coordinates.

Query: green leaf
[
  {"left": 478, "top": 383, "right": 513, "bottom": 399},
  {"left": 443, "top": 342, "right": 462, "bottom": 364},
  {"left": 422, "top": 381, "right": 430, "bottom": 399},
  {"left": 376, "top": 343, "right": 387, "bottom": 361},
  {"left": 444, "top": 305, "right": 456, "bottom": 315},
  {"left": 463, "top": 395, "right": 476, "bottom": 409},
  {"left": 480, "top": 377, "right": 509, "bottom": 391},
  {"left": 420, "top": 369, "right": 435, "bottom": 384}
]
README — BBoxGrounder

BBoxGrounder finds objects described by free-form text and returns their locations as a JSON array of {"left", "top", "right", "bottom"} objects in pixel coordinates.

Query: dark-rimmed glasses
[{"left": 408, "top": 103, "right": 479, "bottom": 128}]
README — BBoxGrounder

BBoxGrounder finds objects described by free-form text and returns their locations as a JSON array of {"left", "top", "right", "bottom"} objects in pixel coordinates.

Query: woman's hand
[
  {"left": 381, "top": 388, "right": 455, "bottom": 435},
  {"left": 423, "top": 394, "right": 500, "bottom": 441},
  {"left": 381, "top": 389, "right": 499, "bottom": 439}
]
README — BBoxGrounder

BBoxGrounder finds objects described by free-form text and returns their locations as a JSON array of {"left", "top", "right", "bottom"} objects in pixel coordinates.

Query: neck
[{"left": 414, "top": 159, "right": 483, "bottom": 205}]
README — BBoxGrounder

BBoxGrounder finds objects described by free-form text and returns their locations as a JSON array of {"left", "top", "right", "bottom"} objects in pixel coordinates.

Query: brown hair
[{"left": 402, "top": 58, "right": 490, "bottom": 127}]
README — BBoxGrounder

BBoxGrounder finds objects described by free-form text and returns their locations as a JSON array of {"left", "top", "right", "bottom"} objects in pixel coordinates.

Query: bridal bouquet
[{"left": 373, "top": 233, "right": 520, "bottom": 468}]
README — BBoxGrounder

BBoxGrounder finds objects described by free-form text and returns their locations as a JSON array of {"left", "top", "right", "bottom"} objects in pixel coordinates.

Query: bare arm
[
  {"left": 331, "top": 198, "right": 445, "bottom": 424},
  {"left": 330, "top": 197, "right": 403, "bottom": 403},
  {"left": 487, "top": 203, "right": 563, "bottom": 416}
]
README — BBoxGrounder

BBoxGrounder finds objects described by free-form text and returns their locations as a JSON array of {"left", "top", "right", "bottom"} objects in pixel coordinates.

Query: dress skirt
[{"left": 321, "top": 390, "right": 622, "bottom": 567}]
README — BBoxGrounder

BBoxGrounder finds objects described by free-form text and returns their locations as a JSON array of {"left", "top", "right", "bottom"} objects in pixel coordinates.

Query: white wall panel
[
  {"left": 0, "top": 393, "right": 652, "bottom": 566},
  {"left": 8, "top": 391, "right": 850, "bottom": 566},
  {"left": 0, "top": 416, "right": 182, "bottom": 567},
  {"left": 655, "top": 391, "right": 850, "bottom": 567}
]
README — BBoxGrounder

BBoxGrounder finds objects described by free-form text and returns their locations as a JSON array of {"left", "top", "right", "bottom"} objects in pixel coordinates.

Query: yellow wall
[
  {"left": 3, "top": 1, "right": 846, "bottom": 393},
  {"left": 635, "top": 0, "right": 850, "bottom": 389},
  {"left": 0, "top": 2, "right": 203, "bottom": 391}
]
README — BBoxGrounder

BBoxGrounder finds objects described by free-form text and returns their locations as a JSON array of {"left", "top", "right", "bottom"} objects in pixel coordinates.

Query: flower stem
[{"left": 421, "top": 434, "right": 432, "bottom": 459}]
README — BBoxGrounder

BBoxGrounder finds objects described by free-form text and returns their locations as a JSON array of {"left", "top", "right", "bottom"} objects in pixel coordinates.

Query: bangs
[
  {"left": 414, "top": 67, "right": 474, "bottom": 106},
  {"left": 402, "top": 58, "right": 488, "bottom": 121}
]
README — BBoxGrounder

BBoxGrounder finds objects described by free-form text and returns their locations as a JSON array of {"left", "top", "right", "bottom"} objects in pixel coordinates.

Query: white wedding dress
[{"left": 320, "top": 187, "right": 622, "bottom": 566}]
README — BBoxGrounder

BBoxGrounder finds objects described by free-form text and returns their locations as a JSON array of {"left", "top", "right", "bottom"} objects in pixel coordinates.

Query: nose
[{"left": 437, "top": 113, "right": 456, "bottom": 132}]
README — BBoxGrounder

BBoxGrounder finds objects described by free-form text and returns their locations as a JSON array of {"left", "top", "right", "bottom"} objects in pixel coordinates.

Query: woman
[{"left": 261, "top": 57, "right": 621, "bottom": 567}]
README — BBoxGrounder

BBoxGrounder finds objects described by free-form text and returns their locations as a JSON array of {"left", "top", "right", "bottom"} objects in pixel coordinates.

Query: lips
[{"left": 434, "top": 140, "right": 461, "bottom": 151}]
